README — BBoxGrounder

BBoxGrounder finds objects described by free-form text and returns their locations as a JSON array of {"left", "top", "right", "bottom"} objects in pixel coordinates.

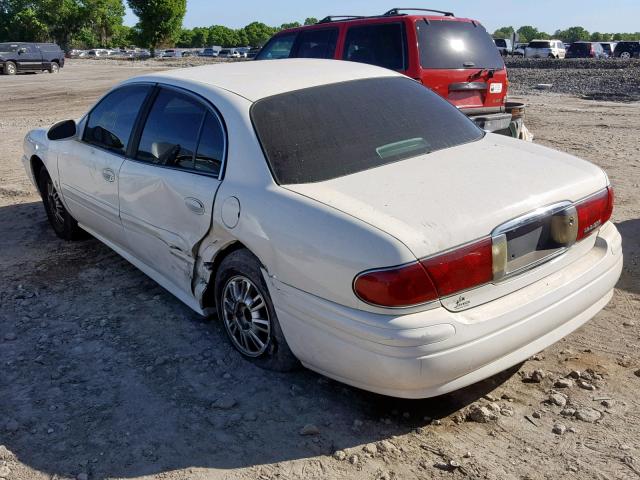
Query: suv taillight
[
  {"left": 575, "top": 186, "right": 614, "bottom": 240},
  {"left": 354, "top": 187, "right": 613, "bottom": 308}
]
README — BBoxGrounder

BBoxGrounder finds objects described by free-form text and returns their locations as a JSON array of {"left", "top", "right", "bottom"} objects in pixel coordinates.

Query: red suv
[{"left": 256, "top": 8, "right": 512, "bottom": 134}]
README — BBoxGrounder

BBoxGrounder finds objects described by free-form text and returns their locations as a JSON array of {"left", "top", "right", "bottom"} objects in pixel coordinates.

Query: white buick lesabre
[{"left": 22, "top": 59, "right": 622, "bottom": 398}]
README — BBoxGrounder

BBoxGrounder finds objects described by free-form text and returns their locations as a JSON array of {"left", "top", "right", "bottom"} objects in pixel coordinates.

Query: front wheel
[
  {"left": 3, "top": 61, "right": 16, "bottom": 75},
  {"left": 215, "top": 249, "right": 298, "bottom": 371},
  {"left": 38, "top": 169, "right": 83, "bottom": 240},
  {"left": 48, "top": 62, "right": 59, "bottom": 73}
]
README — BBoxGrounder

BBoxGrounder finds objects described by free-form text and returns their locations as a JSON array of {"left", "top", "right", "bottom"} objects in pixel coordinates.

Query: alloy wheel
[
  {"left": 47, "top": 179, "right": 65, "bottom": 226},
  {"left": 222, "top": 275, "right": 271, "bottom": 357}
]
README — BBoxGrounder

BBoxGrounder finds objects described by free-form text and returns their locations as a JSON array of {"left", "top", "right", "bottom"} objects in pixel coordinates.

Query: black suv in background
[
  {"left": 0, "top": 42, "right": 64, "bottom": 75},
  {"left": 613, "top": 41, "right": 640, "bottom": 59},
  {"left": 566, "top": 41, "right": 607, "bottom": 58}
]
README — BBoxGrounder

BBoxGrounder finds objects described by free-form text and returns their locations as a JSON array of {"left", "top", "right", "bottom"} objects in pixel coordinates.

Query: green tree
[
  {"left": 304, "top": 17, "right": 317, "bottom": 25},
  {"left": 493, "top": 26, "right": 514, "bottom": 39},
  {"left": 40, "top": 0, "right": 86, "bottom": 49},
  {"left": 85, "top": 0, "right": 125, "bottom": 46},
  {"left": 191, "top": 26, "right": 208, "bottom": 47},
  {"left": 127, "top": 0, "right": 186, "bottom": 55},
  {"left": 241, "top": 21, "right": 276, "bottom": 47},
  {"left": 556, "top": 26, "right": 590, "bottom": 42},
  {"left": 176, "top": 27, "right": 193, "bottom": 47},
  {"left": 516, "top": 25, "right": 539, "bottom": 43},
  {"left": 279, "top": 21, "right": 300, "bottom": 30},
  {"left": 590, "top": 31, "right": 605, "bottom": 42},
  {"left": 6, "top": 6, "right": 49, "bottom": 41},
  {"left": 207, "top": 24, "right": 237, "bottom": 47},
  {"left": 109, "top": 24, "right": 132, "bottom": 47}
]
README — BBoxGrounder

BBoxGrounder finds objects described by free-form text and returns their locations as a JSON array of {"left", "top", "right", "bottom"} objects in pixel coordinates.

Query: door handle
[
  {"left": 102, "top": 168, "right": 115, "bottom": 183},
  {"left": 185, "top": 197, "right": 205, "bottom": 215}
]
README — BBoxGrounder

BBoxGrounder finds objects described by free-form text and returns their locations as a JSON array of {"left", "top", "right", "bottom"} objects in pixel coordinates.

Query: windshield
[
  {"left": 528, "top": 41, "right": 551, "bottom": 48},
  {"left": 416, "top": 20, "right": 504, "bottom": 69},
  {"left": 0, "top": 43, "right": 19, "bottom": 52},
  {"left": 568, "top": 43, "right": 590, "bottom": 53},
  {"left": 251, "top": 77, "right": 483, "bottom": 185}
]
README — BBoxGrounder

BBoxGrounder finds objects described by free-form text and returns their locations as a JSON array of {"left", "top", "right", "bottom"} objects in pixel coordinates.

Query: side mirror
[{"left": 47, "top": 119, "right": 77, "bottom": 141}]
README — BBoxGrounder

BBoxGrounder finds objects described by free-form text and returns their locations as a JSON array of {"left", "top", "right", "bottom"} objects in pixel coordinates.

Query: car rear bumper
[
  {"left": 268, "top": 222, "right": 622, "bottom": 398},
  {"left": 468, "top": 112, "right": 512, "bottom": 133}
]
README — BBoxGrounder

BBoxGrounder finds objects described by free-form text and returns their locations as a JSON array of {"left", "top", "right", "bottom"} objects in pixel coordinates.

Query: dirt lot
[{"left": 1, "top": 60, "right": 639, "bottom": 480}]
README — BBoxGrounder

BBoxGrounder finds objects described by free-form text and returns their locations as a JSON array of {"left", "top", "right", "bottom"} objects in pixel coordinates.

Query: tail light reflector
[{"left": 575, "top": 186, "right": 614, "bottom": 240}]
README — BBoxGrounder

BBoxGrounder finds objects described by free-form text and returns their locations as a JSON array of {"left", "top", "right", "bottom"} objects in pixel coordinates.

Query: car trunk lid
[{"left": 285, "top": 134, "right": 608, "bottom": 310}]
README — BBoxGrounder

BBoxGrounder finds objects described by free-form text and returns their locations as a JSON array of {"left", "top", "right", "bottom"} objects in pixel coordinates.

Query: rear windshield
[
  {"left": 416, "top": 20, "right": 504, "bottom": 69},
  {"left": 251, "top": 77, "right": 483, "bottom": 185},
  {"left": 494, "top": 39, "right": 507, "bottom": 48},
  {"left": 528, "top": 41, "right": 551, "bottom": 48},
  {"left": 568, "top": 43, "right": 590, "bottom": 52}
]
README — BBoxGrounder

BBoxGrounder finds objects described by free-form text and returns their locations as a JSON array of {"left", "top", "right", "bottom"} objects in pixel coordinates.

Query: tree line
[
  {"left": 493, "top": 25, "right": 640, "bottom": 43},
  {"left": 3, "top": 1, "right": 640, "bottom": 51}
]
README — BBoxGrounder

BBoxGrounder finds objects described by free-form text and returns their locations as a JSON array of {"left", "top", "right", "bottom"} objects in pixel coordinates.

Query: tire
[
  {"left": 48, "top": 61, "right": 59, "bottom": 73},
  {"left": 620, "top": 51, "right": 631, "bottom": 59},
  {"left": 38, "top": 169, "right": 83, "bottom": 240},
  {"left": 3, "top": 61, "right": 16, "bottom": 75},
  {"left": 214, "top": 249, "right": 298, "bottom": 371}
]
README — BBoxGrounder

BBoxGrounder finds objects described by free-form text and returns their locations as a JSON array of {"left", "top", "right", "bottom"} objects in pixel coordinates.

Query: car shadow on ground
[
  {"left": 615, "top": 218, "right": 640, "bottom": 295},
  {"left": 0, "top": 202, "right": 556, "bottom": 478}
]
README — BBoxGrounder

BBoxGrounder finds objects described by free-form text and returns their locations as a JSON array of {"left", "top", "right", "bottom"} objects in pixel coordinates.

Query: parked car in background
[
  {"left": 0, "top": 42, "right": 64, "bottom": 75},
  {"left": 600, "top": 42, "right": 617, "bottom": 57},
  {"left": 247, "top": 47, "right": 261, "bottom": 59},
  {"left": 525, "top": 39, "right": 566, "bottom": 58},
  {"left": 218, "top": 48, "right": 241, "bottom": 58},
  {"left": 257, "top": 8, "right": 513, "bottom": 135},
  {"left": 23, "top": 59, "right": 622, "bottom": 398},
  {"left": 493, "top": 38, "right": 513, "bottom": 56},
  {"left": 566, "top": 41, "right": 607, "bottom": 59},
  {"left": 200, "top": 46, "right": 221, "bottom": 57},
  {"left": 513, "top": 43, "right": 527, "bottom": 56},
  {"left": 613, "top": 41, "right": 640, "bottom": 59},
  {"left": 86, "top": 49, "right": 109, "bottom": 57}
]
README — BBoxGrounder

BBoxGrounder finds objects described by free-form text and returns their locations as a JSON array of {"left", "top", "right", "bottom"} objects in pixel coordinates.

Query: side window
[
  {"left": 343, "top": 23, "right": 406, "bottom": 71},
  {"left": 136, "top": 89, "right": 205, "bottom": 169},
  {"left": 292, "top": 28, "right": 338, "bottom": 59},
  {"left": 256, "top": 33, "right": 297, "bottom": 60},
  {"left": 194, "top": 112, "right": 225, "bottom": 175},
  {"left": 83, "top": 85, "right": 151, "bottom": 155}
]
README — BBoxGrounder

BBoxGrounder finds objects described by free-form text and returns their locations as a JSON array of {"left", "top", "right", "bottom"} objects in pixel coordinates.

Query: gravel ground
[
  {"left": 0, "top": 61, "right": 639, "bottom": 480},
  {"left": 505, "top": 57, "right": 640, "bottom": 102}
]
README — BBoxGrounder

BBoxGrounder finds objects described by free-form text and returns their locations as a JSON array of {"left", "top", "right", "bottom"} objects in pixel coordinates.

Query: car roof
[{"left": 130, "top": 58, "right": 401, "bottom": 102}]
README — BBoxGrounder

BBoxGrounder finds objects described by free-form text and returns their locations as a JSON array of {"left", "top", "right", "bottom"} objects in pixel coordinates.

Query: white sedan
[{"left": 22, "top": 59, "right": 622, "bottom": 398}]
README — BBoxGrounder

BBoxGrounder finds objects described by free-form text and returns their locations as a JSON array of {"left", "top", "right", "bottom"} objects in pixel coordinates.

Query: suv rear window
[
  {"left": 251, "top": 77, "right": 483, "bottom": 185},
  {"left": 528, "top": 41, "right": 552, "bottom": 49},
  {"left": 416, "top": 20, "right": 504, "bottom": 69},
  {"left": 569, "top": 43, "right": 590, "bottom": 53},
  {"left": 343, "top": 23, "right": 406, "bottom": 70}
]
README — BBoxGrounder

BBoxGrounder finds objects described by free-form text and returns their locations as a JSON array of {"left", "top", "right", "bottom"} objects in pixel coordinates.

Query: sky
[{"left": 124, "top": 1, "right": 640, "bottom": 33}]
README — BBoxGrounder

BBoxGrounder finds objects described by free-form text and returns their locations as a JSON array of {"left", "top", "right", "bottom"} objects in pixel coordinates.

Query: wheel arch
[
  {"left": 30, "top": 155, "right": 46, "bottom": 194},
  {"left": 200, "top": 240, "right": 259, "bottom": 311}
]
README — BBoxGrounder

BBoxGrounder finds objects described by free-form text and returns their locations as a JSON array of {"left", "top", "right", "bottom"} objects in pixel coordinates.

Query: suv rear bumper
[
  {"left": 468, "top": 112, "right": 513, "bottom": 133},
  {"left": 268, "top": 222, "right": 622, "bottom": 398}
]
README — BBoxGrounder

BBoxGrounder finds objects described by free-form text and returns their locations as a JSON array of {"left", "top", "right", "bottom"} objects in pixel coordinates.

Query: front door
[
  {"left": 57, "top": 84, "right": 153, "bottom": 245},
  {"left": 118, "top": 86, "right": 226, "bottom": 295},
  {"left": 17, "top": 44, "right": 42, "bottom": 71}
]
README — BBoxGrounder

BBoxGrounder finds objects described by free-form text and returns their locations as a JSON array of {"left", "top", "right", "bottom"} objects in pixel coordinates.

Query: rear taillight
[
  {"left": 421, "top": 237, "right": 493, "bottom": 297},
  {"left": 354, "top": 187, "right": 613, "bottom": 308},
  {"left": 354, "top": 262, "right": 438, "bottom": 307},
  {"left": 575, "top": 186, "right": 614, "bottom": 240}
]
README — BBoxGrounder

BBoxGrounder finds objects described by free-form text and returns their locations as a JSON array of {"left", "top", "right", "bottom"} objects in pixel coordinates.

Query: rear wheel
[
  {"left": 620, "top": 51, "right": 631, "bottom": 59},
  {"left": 38, "top": 169, "right": 83, "bottom": 240},
  {"left": 3, "top": 61, "right": 16, "bottom": 75},
  {"left": 215, "top": 249, "right": 298, "bottom": 371}
]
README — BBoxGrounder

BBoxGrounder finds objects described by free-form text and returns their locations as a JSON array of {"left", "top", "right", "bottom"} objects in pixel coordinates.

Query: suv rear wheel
[
  {"left": 619, "top": 51, "right": 631, "bottom": 59},
  {"left": 3, "top": 61, "right": 16, "bottom": 75}
]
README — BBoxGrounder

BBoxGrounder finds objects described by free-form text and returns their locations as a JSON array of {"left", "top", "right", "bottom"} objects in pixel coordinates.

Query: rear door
[
  {"left": 16, "top": 44, "right": 43, "bottom": 71},
  {"left": 414, "top": 20, "right": 507, "bottom": 112},
  {"left": 118, "top": 86, "right": 225, "bottom": 295}
]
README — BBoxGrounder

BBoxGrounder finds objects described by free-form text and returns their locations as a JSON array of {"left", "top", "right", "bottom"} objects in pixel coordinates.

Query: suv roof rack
[
  {"left": 318, "top": 15, "right": 365, "bottom": 24},
  {"left": 383, "top": 8, "right": 455, "bottom": 17}
]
